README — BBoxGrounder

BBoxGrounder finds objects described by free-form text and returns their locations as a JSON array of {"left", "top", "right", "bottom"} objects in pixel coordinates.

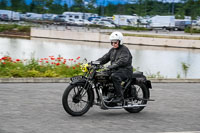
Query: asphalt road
[{"left": 0, "top": 83, "right": 200, "bottom": 133}]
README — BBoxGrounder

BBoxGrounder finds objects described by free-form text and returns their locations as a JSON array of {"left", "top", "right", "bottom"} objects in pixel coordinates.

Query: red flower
[
  {"left": 51, "top": 57, "right": 55, "bottom": 60},
  {"left": 72, "top": 67, "right": 75, "bottom": 69},
  {"left": 76, "top": 56, "right": 80, "bottom": 60},
  {"left": 56, "top": 63, "right": 60, "bottom": 66},
  {"left": 46, "top": 61, "right": 49, "bottom": 63},
  {"left": 16, "top": 59, "right": 20, "bottom": 62},
  {"left": 2, "top": 57, "right": 7, "bottom": 60},
  {"left": 3, "top": 62, "right": 6, "bottom": 64}
]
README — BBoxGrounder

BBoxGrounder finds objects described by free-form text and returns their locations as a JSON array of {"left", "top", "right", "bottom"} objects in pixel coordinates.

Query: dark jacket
[{"left": 97, "top": 45, "right": 133, "bottom": 72}]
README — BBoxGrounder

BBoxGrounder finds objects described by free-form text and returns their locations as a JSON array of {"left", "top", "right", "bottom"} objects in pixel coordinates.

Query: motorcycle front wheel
[{"left": 62, "top": 84, "right": 93, "bottom": 116}]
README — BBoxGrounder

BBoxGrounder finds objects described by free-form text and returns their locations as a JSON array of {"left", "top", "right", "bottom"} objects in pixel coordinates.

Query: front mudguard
[{"left": 70, "top": 79, "right": 95, "bottom": 107}]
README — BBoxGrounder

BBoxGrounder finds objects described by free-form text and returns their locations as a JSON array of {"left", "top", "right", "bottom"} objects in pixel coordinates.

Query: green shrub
[
  {"left": 43, "top": 70, "right": 58, "bottom": 77},
  {"left": 184, "top": 27, "right": 200, "bottom": 33},
  {"left": 0, "top": 24, "right": 30, "bottom": 33},
  {"left": 0, "top": 56, "right": 83, "bottom": 78},
  {"left": 26, "top": 69, "right": 41, "bottom": 77},
  {"left": 120, "top": 26, "right": 149, "bottom": 31},
  {"left": 0, "top": 27, "right": 4, "bottom": 32},
  {"left": 88, "top": 24, "right": 149, "bottom": 31},
  {"left": 17, "top": 26, "right": 31, "bottom": 32},
  {"left": 9, "top": 69, "right": 25, "bottom": 77}
]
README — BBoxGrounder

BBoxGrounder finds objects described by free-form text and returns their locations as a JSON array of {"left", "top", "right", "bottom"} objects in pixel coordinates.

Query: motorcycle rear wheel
[
  {"left": 124, "top": 83, "right": 149, "bottom": 113},
  {"left": 62, "top": 84, "right": 93, "bottom": 116}
]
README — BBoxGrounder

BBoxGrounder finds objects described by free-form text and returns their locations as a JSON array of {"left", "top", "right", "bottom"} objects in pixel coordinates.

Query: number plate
[{"left": 70, "top": 76, "right": 85, "bottom": 82}]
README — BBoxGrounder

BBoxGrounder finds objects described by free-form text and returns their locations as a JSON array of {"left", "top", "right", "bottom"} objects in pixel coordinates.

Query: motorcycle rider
[{"left": 97, "top": 31, "right": 133, "bottom": 103}]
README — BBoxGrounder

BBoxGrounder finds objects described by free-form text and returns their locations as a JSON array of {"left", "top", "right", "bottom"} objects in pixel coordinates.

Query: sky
[
  {"left": 25, "top": 0, "right": 181, "bottom": 7},
  {"left": 25, "top": 0, "right": 128, "bottom": 6}
]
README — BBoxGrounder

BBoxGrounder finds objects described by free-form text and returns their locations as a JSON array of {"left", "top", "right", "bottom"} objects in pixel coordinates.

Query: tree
[
  {"left": 63, "top": 3, "right": 69, "bottom": 12},
  {"left": 85, "top": 0, "right": 96, "bottom": 13},
  {"left": 29, "top": 0, "right": 46, "bottom": 13},
  {"left": 0, "top": 0, "right": 8, "bottom": 10},
  {"left": 10, "top": 0, "right": 21, "bottom": 11},
  {"left": 71, "top": 0, "right": 85, "bottom": 12}
]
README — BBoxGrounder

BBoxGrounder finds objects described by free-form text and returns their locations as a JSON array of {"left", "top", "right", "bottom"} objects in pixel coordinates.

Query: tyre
[
  {"left": 124, "top": 83, "right": 149, "bottom": 113},
  {"left": 62, "top": 84, "right": 93, "bottom": 116}
]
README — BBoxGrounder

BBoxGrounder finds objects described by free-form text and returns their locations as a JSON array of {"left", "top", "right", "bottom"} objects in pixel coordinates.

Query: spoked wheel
[
  {"left": 124, "top": 83, "right": 149, "bottom": 113},
  {"left": 62, "top": 84, "right": 93, "bottom": 116}
]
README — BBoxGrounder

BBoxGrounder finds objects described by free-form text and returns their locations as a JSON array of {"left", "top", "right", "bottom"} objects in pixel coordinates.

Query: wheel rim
[
  {"left": 132, "top": 85, "right": 145, "bottom": 108},
  {"left": 67, "top": 86, "right": 89, "bottom": 112}
]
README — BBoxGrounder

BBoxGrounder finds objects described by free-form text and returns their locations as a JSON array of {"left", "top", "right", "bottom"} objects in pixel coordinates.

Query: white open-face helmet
[{"left": 109, "top": 31, "right": 123, "bottom": 45}]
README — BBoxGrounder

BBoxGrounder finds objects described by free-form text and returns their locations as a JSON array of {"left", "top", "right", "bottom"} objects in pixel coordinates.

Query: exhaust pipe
[{"left": 123, "top": 104, "right": 146, "bottom": 108}]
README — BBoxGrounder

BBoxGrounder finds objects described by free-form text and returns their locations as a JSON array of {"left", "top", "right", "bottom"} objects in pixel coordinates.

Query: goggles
[{"left": 111, "top": 41, "right": 118, "bottom": 45}]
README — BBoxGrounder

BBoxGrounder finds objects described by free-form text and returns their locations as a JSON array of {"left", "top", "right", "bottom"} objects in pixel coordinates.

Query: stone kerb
[{"left": 1, "top": 78, "right": 200, "bottom": 83}]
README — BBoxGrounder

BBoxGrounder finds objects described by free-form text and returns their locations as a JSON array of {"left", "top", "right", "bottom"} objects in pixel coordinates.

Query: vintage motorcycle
[{"left": 62, "top": 61, "right": 153, "bottom": 116}]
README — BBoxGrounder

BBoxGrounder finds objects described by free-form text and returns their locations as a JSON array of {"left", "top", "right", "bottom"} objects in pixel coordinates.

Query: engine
[{"left": 95, "top": 71, "right": 110, "bottom": 83}]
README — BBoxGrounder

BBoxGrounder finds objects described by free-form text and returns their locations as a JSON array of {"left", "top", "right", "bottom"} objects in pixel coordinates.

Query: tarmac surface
[{"left": 0, "top": 83, "right": 200, "bottom": 133}]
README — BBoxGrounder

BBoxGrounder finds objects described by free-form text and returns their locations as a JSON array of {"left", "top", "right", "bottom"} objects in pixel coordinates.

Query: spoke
[
  {"left": 73, "top": 87, "right": 77, "bottom": 95},
  {"left": 80, "top": 99, "right": 88, "bottom": 103},
  {"left": 81, "top": 89, "right": 87, "bottom": 97},
  {"left": 136, "top": 86, "right": 141, "bottom": 94},
  {"left": 67, "top": 85, "right": 89, "bottom": 112},
  {"left": 69, "top": 93, "right": 73, "bottom": 99}
]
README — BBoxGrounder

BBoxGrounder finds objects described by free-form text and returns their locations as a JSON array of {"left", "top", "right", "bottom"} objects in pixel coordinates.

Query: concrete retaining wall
[{"left": 31, "top": 28, "right": 200, "bottom": 49}]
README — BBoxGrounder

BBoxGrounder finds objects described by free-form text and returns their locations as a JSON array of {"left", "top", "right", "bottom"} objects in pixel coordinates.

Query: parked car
[
  {"left": 96, "top": 21, "right": 116, "bottom": 28},
  {"left": 174, "top": 20, "right": 191, "bottom": 31},
  {"left": 25, "top": 13, "right": 43, "bottom": 20},
  {"left": 100, "top": 18, "right": 115, "bottom": 25},
  {"left": 0, "top": 14, "right": 9, "bottom": 21},
  {"left": 91, "top": 18, "right": 101, "bottom": 24},
  {"left": 66, "top": 19, "right": 77, "bottom": 25},
  {"left": 43, "top": 14, "right": 57, "bottom": 21},
  {"left": 88, "top": 16, "right": 101, "bottom": 22},
  {"left": 74, "top": 19, "right": 92, "bottom": 25},
  {"left": 53, "top": 15, "right": 68, "bottom": 22}
]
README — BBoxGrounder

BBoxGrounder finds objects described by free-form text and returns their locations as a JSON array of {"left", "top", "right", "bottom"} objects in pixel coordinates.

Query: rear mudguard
[
  {"left": 70, "top": 79, "right": 95, "bottom": 107},
  {"left": 132, "top": 78, "right": 151, "bottom": 99}
]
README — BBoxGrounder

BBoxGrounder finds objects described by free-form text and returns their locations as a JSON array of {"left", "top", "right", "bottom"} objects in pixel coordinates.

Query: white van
[
  {"left": 149, "top": 15, "right": 175, "bottom": 30},
  {"left": 0, "top": 10, "right": 20, "bottom": 21}
]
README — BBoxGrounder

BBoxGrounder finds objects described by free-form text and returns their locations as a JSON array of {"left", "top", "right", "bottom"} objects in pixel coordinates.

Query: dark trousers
[{"left": 110, "top": 69, "right": 132, "bottom": 97}]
